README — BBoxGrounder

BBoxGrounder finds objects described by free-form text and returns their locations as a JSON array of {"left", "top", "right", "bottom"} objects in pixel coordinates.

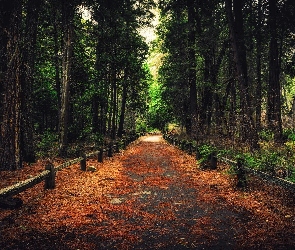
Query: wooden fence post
[
  {"left": 115, "top": 142, "right": 120, "bottom": 153},
  {"left": 196, "top": 147, "right": 201, "bottom": 160},
  {"left": 80, "top": 152, "right": 86, "bottom": 171},
  {"left": 98, "top": 148, "right": 103, "bottom": 163},
  {"left": 210, "top": 151, "right": 217, "bottom": 169},
  {"left": 188, "top": 142, "right": 192, "bottom": 155},
  {"left": 108, "top": 144, "right": 113, "bottom": 157},
  {"left": 45, "top": 163, "right": 55, "bottom": 189},
  {"left": 236, "top": 158, "right": 247, "bottom": 189}
]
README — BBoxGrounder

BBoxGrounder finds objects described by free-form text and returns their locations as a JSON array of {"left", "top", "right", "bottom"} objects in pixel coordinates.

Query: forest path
[{"left": 1, "top": 135, "right": 294, "bottom": 249}]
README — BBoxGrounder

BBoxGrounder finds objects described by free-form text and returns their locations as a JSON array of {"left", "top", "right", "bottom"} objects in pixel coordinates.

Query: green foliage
[
  {"left": 147, "top": 128, "right": 161, "bottom": 134},
  {"left": 217, "top": 148, "right": 234, "bottom": 159},
  {"left": 197, "top": 144, "right": 216, "bottom": 165},
  {"left": 238, "top": 153, "right": 259, "bottom": 169},
  {"left": 283, "top": 128, "right": 295, "bottom": 141},
  {"left": 146, "top": 44, "right": 173, "bottom": 130},
  {"left": 286, "top": 168, "right": 295, "bottom": 182},
  {"left": 136, "top": 118, "right": 148, "bottom": 133},
  {"left": 239, "top": 148, "right": 294, "bottom": 178},
  {"left": 258, "top": 129, "right": 274, "bottom": 142},
  {"left": 198, "top": 144, "right": 215, "bottom": 157},
  {"left": 258, "top": 151, "right": 281, "bottom": 174},
  {"left": 36, "top": 130, "right": 58, "bottom": 158}
]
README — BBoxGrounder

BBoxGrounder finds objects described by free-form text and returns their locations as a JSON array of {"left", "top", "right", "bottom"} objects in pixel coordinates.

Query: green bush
[
  {"left": 286, "top": 167, "right": 295, "bottom": 182},
  {"left": 283, "top": 128, "right": 295, "bottom": 141},
  {"left": 197, "top": 144, "right": 216, "bottom": 165},
  {"left": 258, "top": 129, "right": 274, "bottom": 141},
  {"left": 136, "top": 118, "right": 148, "bottom": 133},
  {"left": 36, "top": 130, "right": 58, "bottom": 157},
  {"left": 258, "top": 151, "right": 281, "bottom": 175},
  {"left": 239, "top": 153, "right": 259, "bottom": 169}
]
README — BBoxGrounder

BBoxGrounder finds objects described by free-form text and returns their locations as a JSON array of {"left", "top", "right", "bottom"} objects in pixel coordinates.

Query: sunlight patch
[{"left": 142, "top": 135, "right": 163, "bottom": 142}]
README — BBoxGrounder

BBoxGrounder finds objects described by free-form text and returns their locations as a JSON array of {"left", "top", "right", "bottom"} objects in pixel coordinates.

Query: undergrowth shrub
[
  {"left": 197, "top": 144, "right": 216, "bottom": 166},
  {"left": 238, "top": 153, "right": 259, "bottom": 169},
  {"left": 258, "top": 129, "right": 274, "bottom": 141},
  {"left": 258, "top": 151, "right": 281, "bottom": 175},
  {"left": 36, "top": 130, "right": 58, "bottom": 158},
  {"left": 283, "top": 128, "right": 295, "bottom": 141}
]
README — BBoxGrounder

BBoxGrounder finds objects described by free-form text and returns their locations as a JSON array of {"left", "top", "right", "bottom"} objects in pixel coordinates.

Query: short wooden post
[
  {"left": 115, "top": 142, "right": 120, "bottom": 153},
  {"left": 80, "top": 152, "right": 87, "bottom": 171},
  {"left": 108, "top": 144, "right": 113, "bottom": 157},
  {"left": 181, "top": 140, "right": 185, "bottom": 150},
  {"left": 45, "top": 163, "right": 56, "bottom": 189},
  {"left": 210, "top": 151, "right": 217, "bottom": 169},
  {"left": 236, "top": 158, "right": 247, "bottom": 189},
  {"left": 98, "top": 148, "right": 103, "bottom": 163},
  {"left": 196, "top": 147, "right": 201, "bottom": 160},
  {"left": 188, "top": 142, "right": 192, "bottom": 154}
]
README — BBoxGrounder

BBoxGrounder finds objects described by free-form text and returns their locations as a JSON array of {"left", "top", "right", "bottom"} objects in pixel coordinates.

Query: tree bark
[
  {"left": 0, "top": 0, "right": 23, "bottom": 170},
  {"left": 255, "top": 0, "right": 263, "bottom": 131},
  {"left": 53, "top": 5, "right": 62, "bottom": 132},
  {"left": 111, "top": 69, "right": 117, "bottom": 139},
  {"left": 118, "top": 81, "right": 128, "bottom": 138},
  {"left": 225, "top": 0, "right": 258, "bottom": 148},
  {"left": 59, "top": 0, "right": 74, "bottom": 156},
  {"left": 20, "top": 0, "right": 42, "bottom": 163},
  {"left": 267, "top": 0, "right": 282, "bottom": 141},
  {"left": 92, "top": 93, "right": 99, "bottom": 134},
  {"left": 187, "top": 0, "right": 197, "bottom": 138}
]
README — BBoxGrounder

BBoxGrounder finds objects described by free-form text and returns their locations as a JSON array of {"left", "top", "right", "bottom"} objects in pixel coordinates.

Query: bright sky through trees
[{"left": 139, "top": 4, "right": 159, "bottom": 43}]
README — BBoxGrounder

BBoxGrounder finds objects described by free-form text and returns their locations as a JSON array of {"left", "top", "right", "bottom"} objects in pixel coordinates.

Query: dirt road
[{"left": 0, "top": 135, "right": 294, "bottom": 249}]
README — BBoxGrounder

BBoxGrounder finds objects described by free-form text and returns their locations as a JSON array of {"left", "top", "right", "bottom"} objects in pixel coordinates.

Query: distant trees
[
  {"left": 0, "top": 0, "right": 155, "bottom": 170},
  {"left": 157, "top": 0, "right": 295, "bottom": 147},
  {"left": 1, "top": 0, "right": 295, "bottom": 169},
  {"left": 91, "top": 0, "right": 152, "bottom": 139},
  {"left": 157, "top": 0, "right": 191, "bottom": 132}
]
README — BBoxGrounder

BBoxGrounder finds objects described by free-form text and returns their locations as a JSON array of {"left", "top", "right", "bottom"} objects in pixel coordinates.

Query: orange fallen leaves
[{"left": 0, "top": 135, "right": 294, "bottom": 249}]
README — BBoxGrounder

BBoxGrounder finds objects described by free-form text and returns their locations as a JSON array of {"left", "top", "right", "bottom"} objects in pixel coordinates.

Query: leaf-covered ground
[{"left": 0, "top": 135, "right": 294, "bottom": 249}]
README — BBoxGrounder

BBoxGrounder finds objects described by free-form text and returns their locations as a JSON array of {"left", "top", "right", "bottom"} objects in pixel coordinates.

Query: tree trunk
[
  {"left": 0, "top": 1, "right": 23, "bottom": 170},
  {"left": 111, "top": 69, "right": 117, "bottom": 139},
  {"left": 92, "top": 93, "right": 99, "bottom": 134},
  {"left": 225, "top": 0, "right": 258, "bottom": 148},
  {"left": 20, "top": 0, "right": 42, "bottom": 163},
  {"left": 267, "top": 0, "right": 282, "bottom": 141},
  {"left": 187, "top": 0, "right": 197, "bottom": 138},
  {"left": 107, "top": 74, "right": 112, "bottom": 135},
  {"left": 200, "top": 55, "right": 213, "bottom": 134},
  {"left": 118, "top": 82, "right": 128, "bottom": 138},
  {"left": 53, "top": 5, "right": 61, "bottom": 132},
  {"left": 59, "top": 0, "right": 74, "bottom": 156},
  {"left": 255, "top": 0, "right": 263, "bottom": 131},
  {"left": 0, "top": 2, "right": 9, "bottom": 125}
]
